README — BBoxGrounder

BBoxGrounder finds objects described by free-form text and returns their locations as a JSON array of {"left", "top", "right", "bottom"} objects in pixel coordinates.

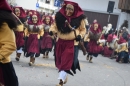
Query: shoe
[
  {"left": 56, "top": 80, "right": 63, "bottom": 86},
  {"left": 119, "top": 58, "right": 123, "bottom": 63},
  {"left": 15, "top": 57, "right": 19, "bottom": 61},
  {"left": 89, "top": 57, "right": 93, "bottom": 63},
  {"left": 28, "top": 62, "right": 33, "bottom": 66},
  {"left": 46, "top": 55, "right": 49, "bottom": 58},
  {"left": 43, "top": 55, "right": 46, "bottom": 58},
  {"left": 63, "top": 76, "right": 68, "bottom": 84},
  {"left": 86, "top": 54, "right": 89, "bottom": 60},
  {"left": 86, "top": 55, "right": 89, "bottom": 60}
]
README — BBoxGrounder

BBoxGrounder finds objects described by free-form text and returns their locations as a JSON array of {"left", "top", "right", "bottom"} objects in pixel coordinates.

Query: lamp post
[{"left": 108, "top": 11, "right": 111, "bottom": 23}]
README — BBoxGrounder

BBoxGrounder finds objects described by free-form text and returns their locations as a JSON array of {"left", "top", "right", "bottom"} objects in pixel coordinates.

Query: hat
[
  {"left": 28, "top": 11, "right": 43, "bottom": 25},
  {"left": 0, "top": 0, "right": 12, "bottom": 12},
  {"left": 13, "top": 7, "right": 27, "bottom": 18},
  {"left": 59, "top": 0, "right": 84, "bottom": 23}
]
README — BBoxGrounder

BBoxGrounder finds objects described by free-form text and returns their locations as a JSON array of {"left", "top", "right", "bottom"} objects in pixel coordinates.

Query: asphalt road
[{"left": 11, "top": 50, "right": 130, "bottom": 86}]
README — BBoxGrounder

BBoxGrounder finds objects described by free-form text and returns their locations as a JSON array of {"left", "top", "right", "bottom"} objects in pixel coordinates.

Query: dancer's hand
[
  {"left": 65, "top": 20, "right": 73, "bottom": 30},
  {"left": 0, "top": 82, "right": 4, "bottom": 86},
  {"left": 49, "top": 31, "right": 53, "bottom": 36},
  {"left": 75, "top": 35, "right": 81, "bottom": 41}
]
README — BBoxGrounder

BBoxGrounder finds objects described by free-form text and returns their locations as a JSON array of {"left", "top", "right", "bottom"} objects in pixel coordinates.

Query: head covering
[
  {"left": 43, "top": 16, "right": 54, "bottom": 25},
  {"left": 28, "top": 11, "right": 43, "bottom": 25},
  {"left": 0, "top": 0, "right": 12, "bottom": 12},
  {"left": 27, "top": 10, "right": 38, "bottom": 15},
  {"left": 118, "top": 36, "right": 127, "bottom": 44},
  {"left": 90, "top": 23, "right": 102, "bottom": 34},
  {"left": 59, "top": 0, "right": 84, "bottom": 23},
  {"left": 13, "top": 7, "right": 26, "bottom": 18}
]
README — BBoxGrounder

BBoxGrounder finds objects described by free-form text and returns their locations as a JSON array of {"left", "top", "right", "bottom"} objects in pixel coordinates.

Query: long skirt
[
  {"left": 41, "top": 32, "right": 53, "bottom": 54},
  {"left": 0, "top": 62, "right": 18, "bottom": 86},
  {"left": 55, "top": 39, "right": 80, "bottom": 75},
  {"left": 103, "top": 46, "right": 113, "bottom": 57},
  {"left": 25, "top": 34, "right": 40, "bottom": 57}
]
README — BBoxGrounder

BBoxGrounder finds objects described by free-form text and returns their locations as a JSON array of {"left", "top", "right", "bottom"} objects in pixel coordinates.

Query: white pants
[
  {"left": 58, "top": 71, "right": 67, "bottom": 82},
  {"left": 17, "top": 48, "right": 23, "bottom": 53}
]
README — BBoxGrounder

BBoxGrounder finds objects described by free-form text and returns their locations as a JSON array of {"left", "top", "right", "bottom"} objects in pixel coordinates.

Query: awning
[{"left": 118, "top": 0, "right": 130, "bottom": 13}]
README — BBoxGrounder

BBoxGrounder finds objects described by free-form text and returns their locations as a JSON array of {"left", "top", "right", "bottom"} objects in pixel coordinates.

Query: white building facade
[
  {"left": 72, "top": 0, "right": 130, "bottom": 29},
  {"left": 14, "top": 0, "right": 130, "bottom": 28}
]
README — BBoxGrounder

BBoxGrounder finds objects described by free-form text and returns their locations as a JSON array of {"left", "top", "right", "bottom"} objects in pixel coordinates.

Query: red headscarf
[
  {"left": 59, "top": 1, "right": 84, "bottom": 23},
  {"left": 90, "top": 23, "right": 102, "bottom": 34},
  {"left": 0, "top": 0, "right": 12, "bottom": 12},
  {"left": 118, "top": 36, "right": 127, "bottom": 44},
  {"left": 42, "top": 16, "right": 54, "bottom": 25},
  {"left": 28, "top": 11, "right": 43, "bottom": 25},
  {"left": 27, "top": 10, "right": 38, "bottom": 15},
  {"left": 13, "top": 7, "right": 26, "bottom": 18}
]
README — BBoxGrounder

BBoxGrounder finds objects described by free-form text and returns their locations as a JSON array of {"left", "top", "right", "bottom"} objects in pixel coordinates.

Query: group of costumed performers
[
  {"left": 11, "top": 5, "right": 55, "bottom": 66},
  {"left": 0, "top": 0, "right": 19, "bottom": 86},
  {"left": 49, "top": 0, "right": 86, "bottom": 86},
  {"left": 94, "top": 19, "right": 130, "bottom": 63},
  {"left": 103, "top": 24, "right": 118, "bottom": 58}
]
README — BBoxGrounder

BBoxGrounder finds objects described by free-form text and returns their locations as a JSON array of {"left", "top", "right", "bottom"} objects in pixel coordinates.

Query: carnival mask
[
  {"left": 29, "top": 12, "right": 32, "bottom": 15},
  {"left": 65, "top": 4, "right": 74, "bottom": 16},
  {"left": 94, "top": 24, "right": 98, "bottom": 30},
  {"left": 45, "top": 17, "right": 50, "bottom": 24},
  {"left": 15, "top": 8, "right": 20, "bottom": 16},
  {"left": 32, "top": 15, "right": 38, "bottom": 24}
]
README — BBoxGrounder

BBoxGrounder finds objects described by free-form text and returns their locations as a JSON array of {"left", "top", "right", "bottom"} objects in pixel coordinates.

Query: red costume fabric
[
  {"left": 15, "top": 31, "right": 24, "bottom": 49},
  {"left": 56, "top": 39, "right": 74, "bottom": 70},
  {"left": 87, "top": 23, "right": 102, "bottom": 56},
  {"left": 25, "top": 11, "right": 43, "bottom": 57},
  {"left": 55, "top": 1, "right": 84, "bottom": 72},
  {"left": 13, "top": 7, "right": 26, "bottom": 50}
]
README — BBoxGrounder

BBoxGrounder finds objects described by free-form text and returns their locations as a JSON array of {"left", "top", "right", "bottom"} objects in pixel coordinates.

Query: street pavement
[{"left": 11, "top": 51, "right": 130, "bottom": 86}]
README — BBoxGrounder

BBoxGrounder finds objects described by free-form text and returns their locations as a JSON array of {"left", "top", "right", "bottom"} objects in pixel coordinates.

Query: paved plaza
[{"left": 11, "top": 51, "right": 130, "bottom": 86}]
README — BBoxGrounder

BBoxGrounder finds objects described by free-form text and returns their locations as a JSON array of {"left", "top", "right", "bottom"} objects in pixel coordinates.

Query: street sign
[
  {"left": 36, "top": 3, "right": 39, "bottom": 8},
  {"left": 54, "top": 0, "right": 62, "bottom": 7}
]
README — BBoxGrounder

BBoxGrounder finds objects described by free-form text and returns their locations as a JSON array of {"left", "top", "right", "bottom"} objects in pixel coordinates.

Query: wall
[
  {"left": 15, "top": 0, "right": 57, "bottom": 11},
  {"left": 15, "top": 0, "right": 37, "bottom": 10},
  {"left": 72, "top": 0, "right": 128, "bottom": 29}
]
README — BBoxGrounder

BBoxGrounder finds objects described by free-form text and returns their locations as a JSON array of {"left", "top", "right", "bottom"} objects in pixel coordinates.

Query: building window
[{"left": 45, "top": 0, "right": 50, "bottom": 4}]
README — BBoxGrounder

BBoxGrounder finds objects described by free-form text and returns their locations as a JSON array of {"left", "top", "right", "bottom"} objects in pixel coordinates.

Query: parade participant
[
  {"left": 103, "top": 28, "right": 117, "bottom": 57},
  {"left": 104, "top": 23, "right": 113, "bottom": 39},
  {"left": 13, "top": 7, "right": 27, "bottom": 61},
  {"left": 116, "top": 33, "right": 129, "bottom": 63},
  {"left": 86, "top": 23, "right": 102, "bottom": 63},
  {"left": 0, "top": 0, "right": 18, "bottom": 85},
  {"left": 41, "top": 16, "right": 54, "bottom": 58},
  {"left": 120, "top": 20, "right": 128, "bottom": 30},
  {"left": 49, "top": 0, "right": 86, "bottom": 85},
  {"left": 24, "top": 11, "right": 44, "bottom": 66}
]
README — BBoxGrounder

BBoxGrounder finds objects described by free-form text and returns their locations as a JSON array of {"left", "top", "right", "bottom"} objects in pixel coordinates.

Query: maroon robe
[
  {"left": 55, "top": 39, "right": 74, "bottom": 70},
  {"left": 27, "top": 34, "right": 39, "bottom": 54},
  {"left": 15, "top": 31, "right": 24, "bottom": 49}
]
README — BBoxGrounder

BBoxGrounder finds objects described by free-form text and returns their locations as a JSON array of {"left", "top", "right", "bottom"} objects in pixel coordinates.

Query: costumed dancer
[
  {"left": 41, "top": 16, "right": 54, "bottom": 58},
  {"left": 86, "top": 23, "right": 103, "bottom": 63},
  {"left": 0, "top": 0, "right": 18, "bottom": 85},
  {"left": 115, "top": 27, "right": 129, "bottom": 63},
  {"left": 24, "top": 11, "right": 44, "bottom": 66},
  {"left": 13, "top": 7, "right": 27, "bottom": 61},
  {"left": 103, "top": 24, "right": 117, "bottom": 57},
  {"left": 49, "top": 1, "right": 86, "bottom": 86},
  {"left": 116, "top": 34, "right": 129, "bottom": 63}
]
